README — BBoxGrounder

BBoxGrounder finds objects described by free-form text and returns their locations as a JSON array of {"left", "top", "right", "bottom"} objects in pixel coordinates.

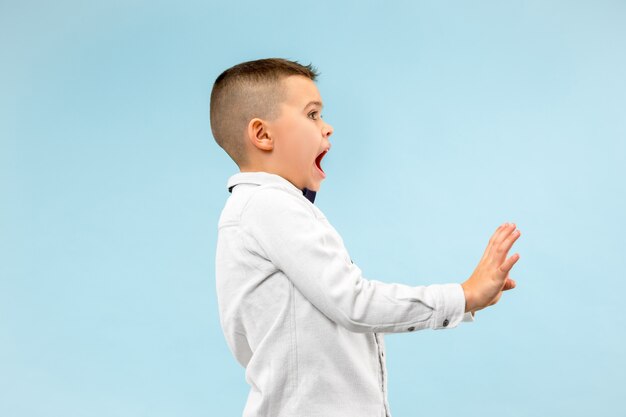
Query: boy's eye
[{"left": 308, "top": 111, "right": 321, "bottom": 120}]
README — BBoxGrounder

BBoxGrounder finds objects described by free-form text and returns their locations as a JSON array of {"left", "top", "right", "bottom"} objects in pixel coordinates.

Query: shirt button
[
  {"left": 443, "top": 319, "right": 449, "bottom": 327},
  {"left": 407, "top": 326, "right": 415, "bottom": 331}
]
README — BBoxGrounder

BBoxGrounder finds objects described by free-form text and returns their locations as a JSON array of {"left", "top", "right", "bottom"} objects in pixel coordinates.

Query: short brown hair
[{"left": 209, "top": 58, "right": 319, "bottom": 167}]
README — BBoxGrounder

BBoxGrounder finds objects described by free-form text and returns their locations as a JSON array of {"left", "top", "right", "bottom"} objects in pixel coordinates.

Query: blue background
[{"left": 2, "top": 1, "right": 625, "bottom": 416}]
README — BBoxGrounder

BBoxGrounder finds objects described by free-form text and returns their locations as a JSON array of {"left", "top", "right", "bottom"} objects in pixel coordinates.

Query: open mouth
[{"left": 315, "top": 150, "right": 328, "bottom": 176}]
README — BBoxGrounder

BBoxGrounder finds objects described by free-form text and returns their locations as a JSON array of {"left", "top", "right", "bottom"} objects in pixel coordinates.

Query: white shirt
[{"left": 215, "top": 171, "right": 474, "bottom": 417}]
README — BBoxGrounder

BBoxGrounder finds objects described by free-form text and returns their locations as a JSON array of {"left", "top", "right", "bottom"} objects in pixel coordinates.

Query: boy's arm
[{"left": 241, "top": 188, "right": 474, "bottom": 333}]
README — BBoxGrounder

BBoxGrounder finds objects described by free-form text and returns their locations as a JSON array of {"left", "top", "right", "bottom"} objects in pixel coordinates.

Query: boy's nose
[{"left": 323, "top": 122, "right": 334, "bottom": 138}]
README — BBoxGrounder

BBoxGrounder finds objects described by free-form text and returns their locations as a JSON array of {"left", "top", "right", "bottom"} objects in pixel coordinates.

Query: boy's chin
[{"left": 308, "top": 176, "right": 325, "bottom": 191}]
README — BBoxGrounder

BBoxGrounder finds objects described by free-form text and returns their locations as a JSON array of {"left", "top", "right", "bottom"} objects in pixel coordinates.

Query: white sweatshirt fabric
[{"left": 215, "top": 171, "right": 474, "bottom": 417}]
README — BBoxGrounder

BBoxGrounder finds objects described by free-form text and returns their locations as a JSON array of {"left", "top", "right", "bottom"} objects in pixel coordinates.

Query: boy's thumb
[{"left": 502, "top": 278, "right": 516, "bottom": 291}]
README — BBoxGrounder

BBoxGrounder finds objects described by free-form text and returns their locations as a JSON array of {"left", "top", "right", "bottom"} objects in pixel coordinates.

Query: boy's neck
[{"left": 238, "top": 168, "right": 317, "bottom": 203}]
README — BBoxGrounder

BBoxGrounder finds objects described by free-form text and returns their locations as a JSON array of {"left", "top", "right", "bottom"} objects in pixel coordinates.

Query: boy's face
[{"left": 257, "top": 75, "right": 334, "bottom": 192}]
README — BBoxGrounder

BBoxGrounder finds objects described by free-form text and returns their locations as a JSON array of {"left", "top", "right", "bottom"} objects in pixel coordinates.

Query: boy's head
[{"left": 210, "top": 58, "right": 334, "bottom": 192}]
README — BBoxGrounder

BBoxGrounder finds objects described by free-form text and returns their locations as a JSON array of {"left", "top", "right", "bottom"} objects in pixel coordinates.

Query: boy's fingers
[
  {"left": 489, "top": 225, "right": 519, "bottom": 266},
  {"left": 480, "top": 223, "right": 507, "bottom": 263},
  {"left": 494, "top": 223, "right": 517, "bottom": 248},
  {"left": 490, "top": 223, "right": 509, "bottom": 248},
  {"left": 489, "top": 223, "right": 506, "bottom": 243},
  {"left": 501, "top": 228, "right": 521, "bottom": 254},
  {"left": 498, "top": 253, "right": 520, "bottom": 275}
]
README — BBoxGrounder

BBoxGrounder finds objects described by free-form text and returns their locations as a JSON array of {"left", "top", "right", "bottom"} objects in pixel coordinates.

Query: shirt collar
[{"left": 226, "top": 171, "right": 318, "bottom": 203}]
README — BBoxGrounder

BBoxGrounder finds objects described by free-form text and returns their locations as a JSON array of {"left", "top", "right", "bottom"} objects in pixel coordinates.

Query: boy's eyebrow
[{"left": 303, "top": 100, "right": 324, "bottom": 110}]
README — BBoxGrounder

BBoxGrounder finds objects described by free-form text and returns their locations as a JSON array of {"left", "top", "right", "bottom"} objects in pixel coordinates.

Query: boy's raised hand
[{"left": 461, "top": 223, "right": 521, "bottom": 313}]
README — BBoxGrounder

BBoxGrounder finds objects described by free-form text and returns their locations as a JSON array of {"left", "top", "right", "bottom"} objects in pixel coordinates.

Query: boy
[{"left": 211, "top": 58, "right": 521, "bottom": 417}]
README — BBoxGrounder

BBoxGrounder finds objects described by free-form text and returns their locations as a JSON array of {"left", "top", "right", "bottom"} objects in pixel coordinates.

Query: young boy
[{"left": 211, "top": 58, "right": 521, "bottom": 417}]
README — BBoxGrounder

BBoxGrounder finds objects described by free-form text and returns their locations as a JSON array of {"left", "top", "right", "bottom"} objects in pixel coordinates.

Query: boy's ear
[{"left": 247, "top": 118, "right": 273, "bottom": 151}]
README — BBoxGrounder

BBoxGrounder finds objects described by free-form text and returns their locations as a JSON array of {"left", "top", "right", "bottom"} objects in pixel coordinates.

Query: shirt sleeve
[{"left": 240, "top": 187, "right": 474, "bottom": 333}]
